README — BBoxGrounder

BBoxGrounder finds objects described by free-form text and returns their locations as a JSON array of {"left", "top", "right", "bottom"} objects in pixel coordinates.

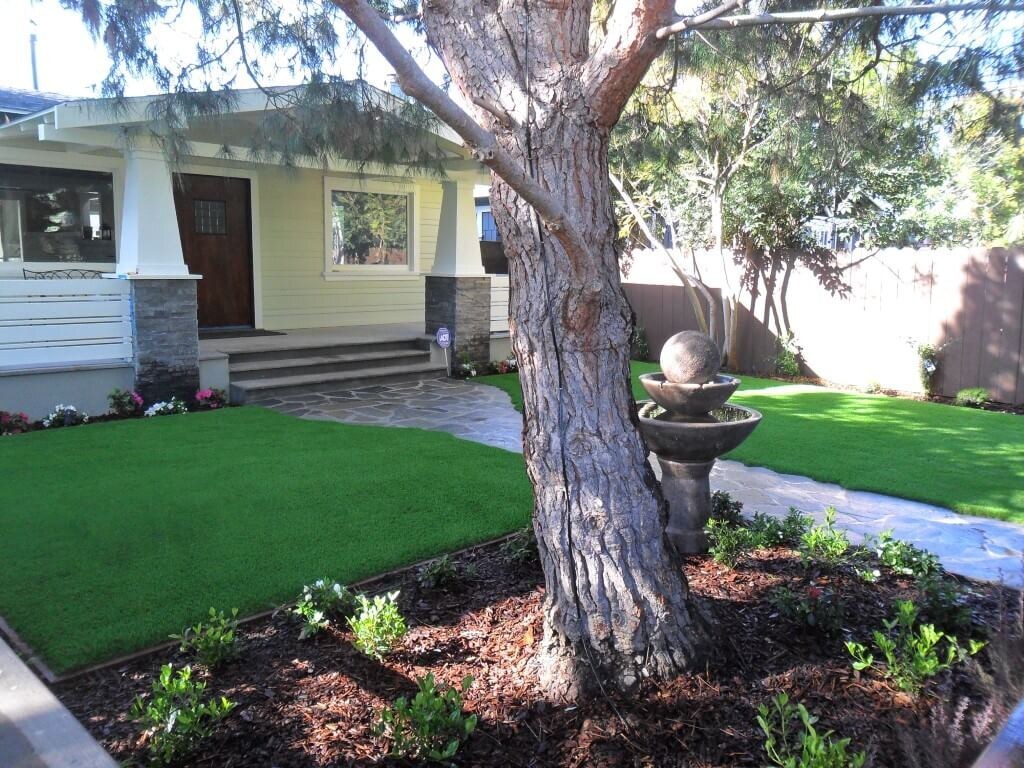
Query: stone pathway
[
  {"left": 263, "top": 379, "right": 1024, "bottom": 588},
  {"left": 256, "top": 378, "right": 524, "bottom": 452}
]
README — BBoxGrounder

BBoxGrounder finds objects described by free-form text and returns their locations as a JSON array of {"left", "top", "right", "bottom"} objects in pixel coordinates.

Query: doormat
[{"left": 199, "top": 329, "right": 285, "bottom": 340}]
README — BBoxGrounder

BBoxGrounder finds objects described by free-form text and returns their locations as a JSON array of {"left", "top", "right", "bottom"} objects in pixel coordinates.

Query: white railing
[
  {"left": 0, "top": 279, "right": 133, "bottom": 369},
  {"left": 490, "top": 274, "right": 510, "bottom": 335}
]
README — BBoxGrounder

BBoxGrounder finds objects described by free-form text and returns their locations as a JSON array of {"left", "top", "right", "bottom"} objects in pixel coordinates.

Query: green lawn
[
  {"left": 0, "top": 408, "right": 531, "bottom": 673},
  {"left": 477, "top": 363, "right": 1024, "bottom": 523}
]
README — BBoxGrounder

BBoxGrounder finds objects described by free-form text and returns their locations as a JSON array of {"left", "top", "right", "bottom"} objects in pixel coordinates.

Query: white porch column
[
  {"left": 114, "top": 148, "right": 201, "bottom": 402},
  {"left": 426, "top": 173, "right": 491, "bottom": 361},
  {"left": 116, "top": 149, "right": 190, "bottom": 278},
  {"left": 431, "top": 174, "right": 484, "bottom": 277}
]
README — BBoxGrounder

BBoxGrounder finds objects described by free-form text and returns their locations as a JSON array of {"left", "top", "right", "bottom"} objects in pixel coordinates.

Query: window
[
  {"left": 479, "top": 210, "right": 500, "bottom": 242},
  {"left": 194, "top": 199, "right": 227, "bottom": 235},
  {"left": 0, "top": 163, "right": 116, "bottom": 264},
  {"left": 324, "top": 179, "right": 415, "bottom": 275}
]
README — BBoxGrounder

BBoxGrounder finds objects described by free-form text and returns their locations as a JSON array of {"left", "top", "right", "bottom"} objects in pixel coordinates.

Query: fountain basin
[
  {"left": 638, "top": 373, "right": 741, "bottom": 416},
  {"left": 637, "top": 402, "right": 762, "bottom": 464}
]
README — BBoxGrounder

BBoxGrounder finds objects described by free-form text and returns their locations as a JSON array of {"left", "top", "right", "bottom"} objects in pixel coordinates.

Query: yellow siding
[{"left": 256, "top": 166, "right": 441, "bottom": 330}]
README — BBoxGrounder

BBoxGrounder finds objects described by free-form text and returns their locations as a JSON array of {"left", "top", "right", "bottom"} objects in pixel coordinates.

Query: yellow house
[{"left": 0, "top": 86, "right": 510, "bottom": 417}]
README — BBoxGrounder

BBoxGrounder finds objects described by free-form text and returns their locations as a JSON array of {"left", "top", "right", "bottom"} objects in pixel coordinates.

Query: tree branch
[
  {"left": 658, "top": 2, "right": 1024, "bottom": 36},
  {"left": 583, "top": 0, "right": 677, "bottom": 127},
  {"left": 330, "top": 0, "right": 594, "bottom": 281}
]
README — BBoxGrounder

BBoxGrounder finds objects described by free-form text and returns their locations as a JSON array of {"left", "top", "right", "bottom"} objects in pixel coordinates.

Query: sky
[
  {"left": 0, "top": 0, "right": 446, "bottom": 98},
  {"left": 0, "top": 1, "right": 1020, "bottom": 99}
]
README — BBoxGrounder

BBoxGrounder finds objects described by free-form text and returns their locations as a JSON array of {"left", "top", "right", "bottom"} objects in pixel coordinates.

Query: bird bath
[{"left": 637, "top": 331, "right": 762, "bottom": 554}]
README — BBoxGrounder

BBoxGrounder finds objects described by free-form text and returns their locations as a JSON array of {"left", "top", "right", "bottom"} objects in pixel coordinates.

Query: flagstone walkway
[{"left": 261, "top": 379, "right": 1024, "bottom": 588}]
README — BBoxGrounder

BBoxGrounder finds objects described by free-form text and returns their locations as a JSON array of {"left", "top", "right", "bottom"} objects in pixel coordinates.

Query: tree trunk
[{"left": 490, "top": 121, "right": 706, "bottom": 699}]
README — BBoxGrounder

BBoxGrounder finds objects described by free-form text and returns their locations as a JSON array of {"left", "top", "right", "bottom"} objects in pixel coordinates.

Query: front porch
[{"left": 0, "top": 88, "right": 512, "bottom": 416}]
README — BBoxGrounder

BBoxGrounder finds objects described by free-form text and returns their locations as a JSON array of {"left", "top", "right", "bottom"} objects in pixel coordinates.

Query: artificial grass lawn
[
  {"left": 0, "top": 408, "right": 531, "bottom": 673},
  {"left": 477, "top": 362, "right": 1024, "bottom": 524}
]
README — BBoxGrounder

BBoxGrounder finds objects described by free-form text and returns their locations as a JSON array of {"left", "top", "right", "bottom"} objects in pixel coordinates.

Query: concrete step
[
  {"left": 229, "top": 348, "right": 432, "bottom": 382},
  {"left": 232, "top": 361, "right": 448, "bottom": 403},
  {"left": 228, "top": 338, "right": 429, "bottom": 366}
]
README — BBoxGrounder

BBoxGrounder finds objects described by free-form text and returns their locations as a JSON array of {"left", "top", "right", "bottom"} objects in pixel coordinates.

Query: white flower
[{"left": 333, "top": 584, "right": 343, "bottom": 595}]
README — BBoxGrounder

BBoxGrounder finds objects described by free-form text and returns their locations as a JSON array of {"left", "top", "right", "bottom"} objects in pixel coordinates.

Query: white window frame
[{"left": 322, "top": 176, "right": 419, "bottom": 280}]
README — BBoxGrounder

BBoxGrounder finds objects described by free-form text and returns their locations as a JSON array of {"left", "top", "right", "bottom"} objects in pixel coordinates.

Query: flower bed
[{"left": 54, "top": 532, "right": 1021, "bottom": 767}]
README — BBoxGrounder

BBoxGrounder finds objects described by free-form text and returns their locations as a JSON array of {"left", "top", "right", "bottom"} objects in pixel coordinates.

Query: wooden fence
[
  {"left": 0, "top": 279, "right": 133, "bottom": 369},
  {"left": 623, "top": 247, "right": 1024, "bottom": 404}
]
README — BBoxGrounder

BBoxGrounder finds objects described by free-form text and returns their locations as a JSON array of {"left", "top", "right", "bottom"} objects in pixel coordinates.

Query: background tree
[{"left": 64, "top": 0, "right": 1024, "bottom": 699}]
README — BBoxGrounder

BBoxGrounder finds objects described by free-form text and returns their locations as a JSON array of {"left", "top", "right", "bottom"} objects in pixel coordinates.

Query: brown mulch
[{"left": 53, "top": 544, "right": 1015, "bottom": 767}]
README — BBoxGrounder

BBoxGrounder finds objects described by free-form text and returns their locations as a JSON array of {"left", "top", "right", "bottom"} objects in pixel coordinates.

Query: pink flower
[
  {"left": 131, "top": 391, "right": 144, "bottom": 406},
  {"left": 807, "top": 586, "right": 823, "bottom": 600}
]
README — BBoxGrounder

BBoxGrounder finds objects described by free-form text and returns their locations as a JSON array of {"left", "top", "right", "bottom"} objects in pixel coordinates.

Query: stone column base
[
  {"left": 425, "top": 275, "right": 491, "bottom": 363},
  {"left": 657, "top": 458, "right": 716, "bottom": 554},
  {"left": 130, "top": 279, "right": 200, "bottom": 403}
]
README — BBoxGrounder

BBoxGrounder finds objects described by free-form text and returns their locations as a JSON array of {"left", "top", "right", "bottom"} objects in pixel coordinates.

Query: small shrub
[
  {"left": 705, "top": 518, "right": 758, "bottom": 568},
  {"left": 145, "top": 397, "right": 188, "bottom": 417},
  {"left": 846, "top": 600, "right": 984, "bottom": 694},
  {"left": 108, "top": 388, "right": 144, "bottom": 417},
  {"left": 799, "top": 508, "right": 852, "bottom": 568},
  {"left": 495, "top": 357, "right": 518, "bottom": 374},
  {"left": 42, "top": 404, "right": 88, "bottom": 428},
  {"left": 954, "top": 387, "right": 989, "bottom": 407},
  {"left": 775, "top": 333, "right": 801, "bottom": 377},
  {"left": 772, "top": 585, "right": 846, "bottom": 639},
  {"left": 376, "top": 673, "right": 477, "bottom": 763},
  {"left": 500, "top": 526, "right": 540, "bottom": 567},
  {"left": 171, "top": 608, "right": 240, "bottom": 669},
  {"left": 749, "top": 508, "right": 813, "bottom": 548},
  {"left": 418, "top": 555, "right": 463, "bottom": 590},
  {"left": 871, "top": 531, "right": 941, "bottom": 579},
  {"left": 865, "top": 381, "right": 883, "bottom": 394},
  {"left": 710, "top": 491, "right": 744, "bottom": 526},
  {"left": 348, "top": 591, "right": 407, "bottom": 660},
  {"left": 630, "top": 324, "right": 651, "bottom": 361},
  {"left": 757, "top": 692, "right": 867, "bottom": 768},
  {"left": 916, "top": 572, "right": 972, "bottom": 635},
  {"left": 293, "top": 578, "right": 354, "bottom": 640},
  {"left": 129, "top": 664, "right": 235, "bottom": 766},
  {"left": 0, "top": 410, "right": 31, "bottom": 435},
  {"left": 916, "top": 343, "right": 939, "bottom": 394},
  {"left": 195, "top": 387, "right": 228, "bottom": 410}
]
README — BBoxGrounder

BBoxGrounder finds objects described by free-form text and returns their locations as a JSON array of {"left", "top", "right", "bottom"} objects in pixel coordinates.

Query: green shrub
[
  {"left": 954, "top": 387, "right": 989, "bottom": 407},
  {"left": 418, "top": 555, "right": 463, "bottom": 590},
  {"left": 711, "top": 491, "right": 744, "bottom": 526},
  {"left": 772, "top": 585, "right": 845, "bottom": 639},
  {"left": 798, "top": 509, "right": 852, "bottom": 568},
  {"left": 171, "top": 608, "right": 240, "bottom": 669},
  {"left": 846, "top": 600, "right": 984, "bottom": 694},
  {"left": 376, "top": 673, "right": 477, "bottom": 763},
  {"left": 129, "top": 664, "right": 235, "bottom": 766},
  {"left": 629, "top": 324, "right": 651, "bottom": 361},
  {"left": 916, "top": 572, "right": 972, "bottom": 635},
  {"left": 348, "top": 591, "right": 407, "bottom": 660},
  {"left": 757, "top": 693, "right": 866, "bottom": 768},
  {"left": 871, "top": 531, "right": 941, "bottom": 579},
  {"left": 705, "top": 518, "right": 758, "bottom": 567},
  {"left": 293, "top": 578, "right": 354, "bottom": 640},
  {"left": 500, "top": 526, "right": 540, "bottom": 567},
  {"left": 108, "top": 388, "right": 144, "bottom": 417},
  {"left": 776, "top": 333, "right": 801, "bottom": 377},
  {"left": 749, "top": 508, "right": 813, "bottom": 548}
]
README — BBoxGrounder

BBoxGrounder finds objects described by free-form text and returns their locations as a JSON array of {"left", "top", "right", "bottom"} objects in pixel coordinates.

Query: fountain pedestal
[{"left": 657, "top": 458, "right": 715, "bottom": 554}]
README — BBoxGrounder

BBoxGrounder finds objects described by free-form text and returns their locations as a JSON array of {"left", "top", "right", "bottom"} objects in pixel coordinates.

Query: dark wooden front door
[{"left": 173, "top": 173, "right": 254, "bottom": 328}]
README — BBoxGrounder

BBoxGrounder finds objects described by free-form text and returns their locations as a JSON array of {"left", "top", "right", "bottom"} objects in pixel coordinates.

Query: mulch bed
[{"left": 54, "top": 543, "right": 1018, "bottom": 767}]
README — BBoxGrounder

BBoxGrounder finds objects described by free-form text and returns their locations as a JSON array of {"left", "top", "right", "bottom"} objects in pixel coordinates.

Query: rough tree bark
[{"left": 413, "top": 1, "right": 708, "bottom": 697}]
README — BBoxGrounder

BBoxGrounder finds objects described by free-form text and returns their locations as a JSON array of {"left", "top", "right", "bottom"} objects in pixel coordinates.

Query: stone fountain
[{"left": 637, "top": 331, "right": 763, "bottom": 554}]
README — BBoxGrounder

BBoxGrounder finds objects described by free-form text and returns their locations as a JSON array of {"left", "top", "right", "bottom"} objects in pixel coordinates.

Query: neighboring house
[{"left": 0, "top": 85, "right": 511, "bottom": 418}]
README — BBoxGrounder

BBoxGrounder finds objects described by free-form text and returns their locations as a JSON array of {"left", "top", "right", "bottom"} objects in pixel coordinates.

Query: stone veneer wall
[
  {"left": 425, "top": 275, "right": 491, "bottom": 363},
  {"left": 130, "top": 279, "right": 200, "bottom": 402}
]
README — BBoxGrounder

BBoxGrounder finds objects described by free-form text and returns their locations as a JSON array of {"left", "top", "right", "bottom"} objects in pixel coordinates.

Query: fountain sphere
[{"left": 660, "top": 330, "right": 721, "bottom": 384}]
